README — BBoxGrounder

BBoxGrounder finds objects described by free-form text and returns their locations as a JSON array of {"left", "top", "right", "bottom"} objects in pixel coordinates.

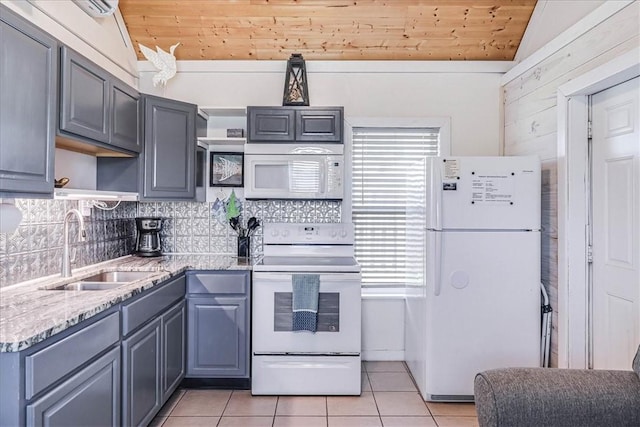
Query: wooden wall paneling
[
  {"left": 503, "top": 1, "right": 639, "bottom": 103},
  {"left": 504, "top": 106, "right": 557, "bottom": 147},
  {"left": 504, "top": 132, "right": 557, "bottom": 161},
  {"left": 504, "top": 83, "right": 558, "bottom": 126}
]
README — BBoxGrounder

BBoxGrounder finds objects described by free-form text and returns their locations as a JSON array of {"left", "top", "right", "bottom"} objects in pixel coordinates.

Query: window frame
[{"left": 344, "top": 117, "right": 451, "bottom": 294}]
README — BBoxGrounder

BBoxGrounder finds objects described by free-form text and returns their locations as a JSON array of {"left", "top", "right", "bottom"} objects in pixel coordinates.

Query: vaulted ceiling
[{"left": 119, "top": 0, "right": 537, "bottom": 61}]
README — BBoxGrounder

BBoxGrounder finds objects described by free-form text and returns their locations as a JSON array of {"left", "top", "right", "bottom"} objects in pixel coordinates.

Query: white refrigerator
[{"left": 405, "top": 156, "right": 542, "bottom": 402}]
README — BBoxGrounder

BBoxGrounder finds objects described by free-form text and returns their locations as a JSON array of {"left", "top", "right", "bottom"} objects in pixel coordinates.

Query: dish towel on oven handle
[{"left": 292, "top": 274, "right": 320, "bottom": 332}]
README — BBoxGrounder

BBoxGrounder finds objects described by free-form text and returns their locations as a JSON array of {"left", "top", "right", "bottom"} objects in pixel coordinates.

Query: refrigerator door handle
[
  {"left": 433, "top": 231, "right": 442, "bottom": 296},
  {"left": 428, "top": 159, "right": 443, "bottom": 230}
]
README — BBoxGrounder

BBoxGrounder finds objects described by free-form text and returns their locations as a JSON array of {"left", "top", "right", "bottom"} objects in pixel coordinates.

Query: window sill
[{"left": 361, "top": 288, "right": 407, "bottom": 299}]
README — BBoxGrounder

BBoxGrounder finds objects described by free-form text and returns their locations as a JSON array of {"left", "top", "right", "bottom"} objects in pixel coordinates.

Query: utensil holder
[{"left": 238, "top": 236, "right": 250, "bottom": 258}]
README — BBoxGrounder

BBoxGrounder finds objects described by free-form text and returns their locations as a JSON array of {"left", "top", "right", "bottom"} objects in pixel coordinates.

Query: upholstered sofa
[{"left": 474, "top": 345, "right": 640, "bottom": 427}]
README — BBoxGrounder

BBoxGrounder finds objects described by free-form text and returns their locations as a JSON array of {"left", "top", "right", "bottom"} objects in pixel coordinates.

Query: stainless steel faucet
[{"left": 62, "top": 209, "right": 86, "bottom": 277}]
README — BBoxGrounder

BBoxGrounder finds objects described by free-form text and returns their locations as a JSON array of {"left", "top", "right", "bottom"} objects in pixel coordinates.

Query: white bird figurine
[{"left": 138, "top": 42, "right": 180, "bottom": 87}]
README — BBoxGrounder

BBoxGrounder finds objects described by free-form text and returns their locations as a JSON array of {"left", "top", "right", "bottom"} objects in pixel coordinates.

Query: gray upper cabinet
[
  {"left": 0, "top": 6, "right": 57, "bottom": 195},
  {"left": 248, "top": 107, "right": 295, "bottom": 142},
  {"left": 141, "top": 95, "right": 196, "bottom": 200},
  {"left": 59, "top": 46, "right": 141, "bottom": 155},
  {"left": 295, "top": 108, "right": 343, "bottom": 142},
  {"left": 60, "top": 46, "right": 110, "bottom": 144},
  {"left": 247, "top": 106, "right": 343, "bottom": 143},
  {"left": 110, "top": 79, "right": 141, "bottom": 152}
]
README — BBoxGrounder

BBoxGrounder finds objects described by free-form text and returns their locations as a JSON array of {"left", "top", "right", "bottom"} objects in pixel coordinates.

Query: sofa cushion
[
  {"left": 474, "top": 367, "right": 640, "bottom": 427},
  {"left": 634, "top": 345, "right": 640, "bottom": 378}
]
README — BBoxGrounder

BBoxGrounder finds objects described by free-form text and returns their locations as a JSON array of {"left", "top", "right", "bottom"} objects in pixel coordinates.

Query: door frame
[{"left": 557, "top": 48, "right": 640, "bottom": 368}]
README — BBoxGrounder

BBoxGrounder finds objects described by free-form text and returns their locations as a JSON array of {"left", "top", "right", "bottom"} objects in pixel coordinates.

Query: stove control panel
[{"left": 264, "top": 223, "right": 354, "bottom": 245}]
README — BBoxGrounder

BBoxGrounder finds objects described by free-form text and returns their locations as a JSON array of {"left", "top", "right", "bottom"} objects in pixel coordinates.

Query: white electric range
[{"left": 251, "top": 223, "right": 362, "bottom": 395}]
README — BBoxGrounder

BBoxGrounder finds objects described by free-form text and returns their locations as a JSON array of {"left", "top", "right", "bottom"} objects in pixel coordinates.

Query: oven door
[
  {"left": 244, "top": 154, "right": 344, "bottom": 199},
  {"left": 252, "top": 272, "right": 361, "bottom": 354}
]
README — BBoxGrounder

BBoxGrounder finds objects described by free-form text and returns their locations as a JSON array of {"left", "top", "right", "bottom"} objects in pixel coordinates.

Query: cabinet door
[
  {"left": 162, "top": 301, "right": 185, "bottom": 402},
  {"left": 59, "top": 46, "right": 110, "bottom": 143},
  {"left": 142, "top": 95, "right": 196, "bottom": 200},
  {"left": 187, "top": 296, "right": 248, "bottom": 377},
  {"left": 247, "top": 107, "right": 295, "bottom": 142},
  {"left": 110, "top": 79, "right": 141, "bottom": 153},
  {"left": 26, "top": 347, "right": 120, "bottom": 427},
  {"left": 0, "top": 6, "right": 56, "bottom": 195},
  {"left": 295, "top": 108, "right": 343, "bottom": 142},
  {"left": 122, "top": 318, "right": 161, "bottom": 427}
]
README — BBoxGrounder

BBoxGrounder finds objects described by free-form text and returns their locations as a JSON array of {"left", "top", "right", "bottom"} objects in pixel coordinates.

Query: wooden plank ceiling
[{"left": 119, "top": 0, "right": 537, "bottom": 61}]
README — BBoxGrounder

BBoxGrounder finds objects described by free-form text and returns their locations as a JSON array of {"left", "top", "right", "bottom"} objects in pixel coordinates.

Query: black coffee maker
[{"left": 135, "top": 217, "right": 162, "bottom": 257}]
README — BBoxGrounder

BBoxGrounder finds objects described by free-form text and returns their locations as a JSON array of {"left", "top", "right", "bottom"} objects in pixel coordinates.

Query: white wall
[
  {"left": 2, "top": 0, "right": 138, "bottom": 86},
  {"left": 139, "top": 61, "right": 507, "bottom": 156},
  {"left": 140, "top": 60, "right": 507, "bottom": 359}
]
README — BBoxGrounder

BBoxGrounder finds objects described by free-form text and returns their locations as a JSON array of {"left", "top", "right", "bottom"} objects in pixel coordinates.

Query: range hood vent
[{"left": 73, "top": 0, "right": 119, "bottom": 17}]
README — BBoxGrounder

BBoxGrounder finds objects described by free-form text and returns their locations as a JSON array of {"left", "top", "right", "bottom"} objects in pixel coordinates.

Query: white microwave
[{"left": 244, "top": 153, "right": 344, "bottom": 199}]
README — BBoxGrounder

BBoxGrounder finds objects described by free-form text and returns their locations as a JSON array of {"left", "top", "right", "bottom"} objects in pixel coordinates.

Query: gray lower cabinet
[
  {"left": 162, "top": 301, "right": 186, "bottom": 402},
  {"left": 122, "top": 318, "right": 162, "bottom": 427},
  {"left": 0, "top": 308, "right": 121, "bottom": 427},
  {"left": 26, "top": 347, "right": 120, "bottom": 427},
  {"left": 141, "top": 95, "right": 196, "bottom": 200},
  {"left": 121, "top": 275, "right": 186, "bottom": 426},
  {"left": 0, "top": 5, "right": 57, "bottom": 196},
  {"left": 186, "top": 271, "right": 250, "bottom": 378}
]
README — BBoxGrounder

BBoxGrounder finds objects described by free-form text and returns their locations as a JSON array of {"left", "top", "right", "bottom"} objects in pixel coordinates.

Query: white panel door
[{"left": 591, "top": 76, "right": 640, "bottom": 370}]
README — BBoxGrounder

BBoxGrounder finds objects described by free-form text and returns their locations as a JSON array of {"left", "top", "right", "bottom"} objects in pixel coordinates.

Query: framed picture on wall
[{"left": 210, "top": 152, "right": 244, "bottom": 187}]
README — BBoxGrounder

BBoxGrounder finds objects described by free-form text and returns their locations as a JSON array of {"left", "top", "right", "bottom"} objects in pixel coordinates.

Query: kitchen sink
[
  {"left": 40, "top": 270, "right": 159, "bottom": 291},
  {"left": 50, "top": 282, "right": 127, "bottom": 291},
  {"left": 79, "top": 271, "right": 154, "bottom": 283}
]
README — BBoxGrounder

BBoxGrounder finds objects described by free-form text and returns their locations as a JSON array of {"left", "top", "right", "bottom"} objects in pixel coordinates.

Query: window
[{"left": 352, "top": 126, "right": 441, "bottom": 288}]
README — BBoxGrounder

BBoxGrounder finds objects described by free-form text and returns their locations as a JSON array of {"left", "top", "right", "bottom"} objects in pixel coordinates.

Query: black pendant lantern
[{"left": 282, "top": 53, "right": 309, "bottom": 106}]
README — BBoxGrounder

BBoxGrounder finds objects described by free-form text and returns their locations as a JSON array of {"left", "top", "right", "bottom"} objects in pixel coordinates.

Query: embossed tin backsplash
[
  {"left": 0, "top": 200, "right": 137, "bottom": 287},
  {"left": 0, "top": 199, "right": 341, "bottom": 287}
]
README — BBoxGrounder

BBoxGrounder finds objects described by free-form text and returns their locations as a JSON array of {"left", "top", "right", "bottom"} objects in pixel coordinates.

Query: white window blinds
[{"left": 352, "top": 127, "right": 440, "bottom": 287}]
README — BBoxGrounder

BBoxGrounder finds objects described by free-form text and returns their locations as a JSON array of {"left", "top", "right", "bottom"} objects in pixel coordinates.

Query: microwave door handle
[{"left": 319, "top": 160, "right": 327, "bottom": 194}]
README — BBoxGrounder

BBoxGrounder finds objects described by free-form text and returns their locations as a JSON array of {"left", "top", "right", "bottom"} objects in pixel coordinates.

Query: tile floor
[{"left": 151, "top": 362, "right": 478, "bottom": 427}]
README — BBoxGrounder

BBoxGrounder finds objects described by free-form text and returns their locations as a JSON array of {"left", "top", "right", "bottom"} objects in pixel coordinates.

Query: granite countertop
[{"left": 0, "top": 254, "right": 254, "bottom": 353}]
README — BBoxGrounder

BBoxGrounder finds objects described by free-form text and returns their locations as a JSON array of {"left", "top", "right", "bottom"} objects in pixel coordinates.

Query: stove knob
[
  {"left": 271, "top": 230, "right": 279, "bottom": 237},
  {"left": 282, "top": 230, "right": 290, "bottom": 237},
  {"left": 340, "top": 230, "right": 348, "bottom": 238},
  {"left": 331, "top": 230, "right": 338, "bottom": 238}
]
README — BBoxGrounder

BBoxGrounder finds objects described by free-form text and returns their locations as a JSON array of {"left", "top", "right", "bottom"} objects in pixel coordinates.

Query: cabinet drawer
[
  {"left": 187, "top": 272, "right": 248, "bottom": 294},
  {"left": 25, "top": 312, "right": 119, "bottom": 400},
  {"left": 122, "top": 275, "right": 185, "bottom": 336}
]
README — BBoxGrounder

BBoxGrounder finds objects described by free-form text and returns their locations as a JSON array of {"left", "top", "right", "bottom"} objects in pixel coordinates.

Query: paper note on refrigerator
[{"left": 471, "top": 174, "right": 515, "bottom": 205}]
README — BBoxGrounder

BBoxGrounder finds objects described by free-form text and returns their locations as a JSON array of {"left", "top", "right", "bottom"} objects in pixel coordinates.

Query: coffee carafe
[{"left": 135, "top": 217, "right": 162, "bottom": 257}]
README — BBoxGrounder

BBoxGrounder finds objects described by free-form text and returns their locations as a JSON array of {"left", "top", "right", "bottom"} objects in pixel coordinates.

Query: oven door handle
[{"left": 253, "top": 273, "right": 361, "bottom": 282}]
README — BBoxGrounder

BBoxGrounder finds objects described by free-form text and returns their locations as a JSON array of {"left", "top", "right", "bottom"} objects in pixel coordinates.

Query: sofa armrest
[{"left": 474, "top": 368, "right": 640, "bottom": 427}]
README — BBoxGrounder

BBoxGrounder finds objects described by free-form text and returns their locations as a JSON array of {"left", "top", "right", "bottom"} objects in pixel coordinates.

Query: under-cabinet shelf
[{"left": 197, "top": 137, "right": 246, "bottom": 146}]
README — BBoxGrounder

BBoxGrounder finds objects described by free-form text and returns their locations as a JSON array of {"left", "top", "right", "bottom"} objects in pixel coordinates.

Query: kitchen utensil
[
  {"left": 229, "top": 216, "right": 240, "bottom": 234},
  {"left": 247, "top": 217, "right": 259, "bottom": 235}
]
